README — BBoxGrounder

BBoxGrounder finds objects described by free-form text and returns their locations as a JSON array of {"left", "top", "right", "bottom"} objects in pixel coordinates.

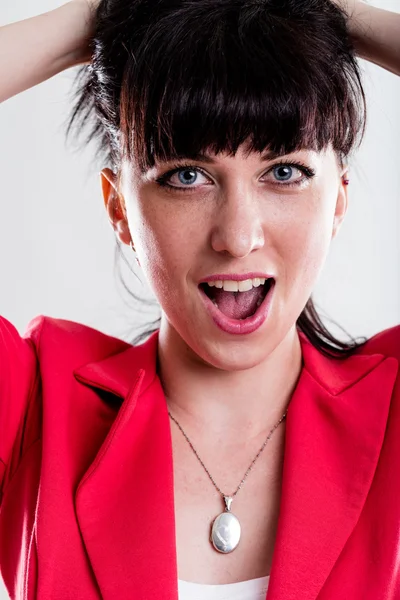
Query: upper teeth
[{"left": 206, "top": 278, "right": 267, "bottom": 292}]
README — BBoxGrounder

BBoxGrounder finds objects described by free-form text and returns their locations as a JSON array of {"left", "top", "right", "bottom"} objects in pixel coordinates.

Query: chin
[{"left": 185, "top": 326, "right": 283, "bottom": 372}]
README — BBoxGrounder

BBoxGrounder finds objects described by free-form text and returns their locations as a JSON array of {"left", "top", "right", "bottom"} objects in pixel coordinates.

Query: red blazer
[{"left": 0, "top": 314, "right": 399, "bottom": 600}]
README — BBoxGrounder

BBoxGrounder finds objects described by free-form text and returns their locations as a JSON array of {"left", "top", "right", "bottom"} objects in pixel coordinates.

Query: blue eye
[
  {"left": 273, "top": 165, "right": 294, "bottom": 181},
  {"left": 155, "top": 165, "right": 210, "bottom": 190},
  {"left": 265, "top": 163, "right": 314, "bottom": 186},
  {"left": 177, "top": 169, "right": 198, "bottom": 185}
]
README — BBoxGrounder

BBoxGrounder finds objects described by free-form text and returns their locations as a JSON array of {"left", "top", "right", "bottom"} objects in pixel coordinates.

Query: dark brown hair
[{"left": 68, "top": 0, "right": 368, "bottom": 357}]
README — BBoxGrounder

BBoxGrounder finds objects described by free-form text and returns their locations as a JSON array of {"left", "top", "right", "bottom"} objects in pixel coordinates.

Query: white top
[{"left": 178, "top": 575, "right": 270, "bottom": 600}]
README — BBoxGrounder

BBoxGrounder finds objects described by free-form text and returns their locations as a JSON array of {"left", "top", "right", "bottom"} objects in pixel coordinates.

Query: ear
[
  {"left": 331, "top": 169, "right": 349, "bottom": 240},
  {"left": 100, "top": 168, "right": 131, "bottom": 246}
]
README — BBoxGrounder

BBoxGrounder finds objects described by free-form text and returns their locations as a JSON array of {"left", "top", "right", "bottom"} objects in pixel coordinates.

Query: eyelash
[{"left": 155, "top": 161, "right": 316, "bottom": 192}]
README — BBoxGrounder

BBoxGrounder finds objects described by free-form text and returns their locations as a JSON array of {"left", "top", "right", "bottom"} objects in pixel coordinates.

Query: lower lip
[{"left": 199, "top": 281, "right": 275, "bottom": 335}]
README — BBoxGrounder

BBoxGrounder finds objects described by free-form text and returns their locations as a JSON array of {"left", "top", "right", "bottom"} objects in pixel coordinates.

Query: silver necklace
[{"left": 168, "top": 407, "right": 288, "bottom": 554}]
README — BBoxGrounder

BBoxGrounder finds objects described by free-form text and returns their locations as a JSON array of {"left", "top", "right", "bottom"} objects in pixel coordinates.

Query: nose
[{"left": 210, "top": 185, "right": 265, "bottom": 258}]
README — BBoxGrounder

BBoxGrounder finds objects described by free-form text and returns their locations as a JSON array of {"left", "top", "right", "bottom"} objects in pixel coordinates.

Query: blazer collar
[
  {"left": 74, "top": 329, "right": 159, "bottom": 400},
  {"left": 73, "top": 330, "right": 398, "bottom": 600},
  {"left": 74, "top": 329, "right": 389, "bottom": 400}
]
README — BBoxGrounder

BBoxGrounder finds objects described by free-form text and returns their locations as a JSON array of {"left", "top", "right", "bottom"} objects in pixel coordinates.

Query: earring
[
  {"left": 343, "top": 178, "right": 350, "bottom": 186},
  {"left": 130, "top": 240, "right": 141, "bottom": 267}
]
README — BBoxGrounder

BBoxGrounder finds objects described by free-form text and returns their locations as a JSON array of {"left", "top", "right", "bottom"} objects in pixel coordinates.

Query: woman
[{"left": 0, "top": 1, "right": 399, "bottom": 599}]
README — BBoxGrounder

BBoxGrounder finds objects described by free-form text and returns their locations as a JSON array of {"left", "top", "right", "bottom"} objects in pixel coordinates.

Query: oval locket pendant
[{"left": 210, "top": 496, "right": 241, "bottom": 553}]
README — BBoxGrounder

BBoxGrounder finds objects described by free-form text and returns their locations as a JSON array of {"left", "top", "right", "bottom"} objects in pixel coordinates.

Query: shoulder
[
  {"left": 24, "top": 315, "right": 130, "bottom": 366},
  {"left": 355, "top": 325, "right": 400, "bottom": 403},
  {"left": 356, "top": 324, "right": 400, "bottom": 361}
]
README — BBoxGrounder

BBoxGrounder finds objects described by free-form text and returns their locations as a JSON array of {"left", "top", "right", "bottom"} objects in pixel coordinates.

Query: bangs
[{"left": 120, "top": 0, "right": 365, "bottom": 173}]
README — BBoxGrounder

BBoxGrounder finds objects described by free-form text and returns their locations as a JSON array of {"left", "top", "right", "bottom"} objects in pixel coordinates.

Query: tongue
[{"left": 212, "top": 287, "right": 264, "bottom": 320}]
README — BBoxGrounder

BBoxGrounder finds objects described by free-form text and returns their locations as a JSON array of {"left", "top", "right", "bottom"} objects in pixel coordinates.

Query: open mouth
[{"left": 199, "top": 278, "right": 274, "bottom": 321}]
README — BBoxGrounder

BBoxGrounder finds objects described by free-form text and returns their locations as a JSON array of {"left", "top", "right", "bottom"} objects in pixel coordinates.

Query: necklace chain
[{"left": 168, "top": 408, "right": 288, "bottom": 500}]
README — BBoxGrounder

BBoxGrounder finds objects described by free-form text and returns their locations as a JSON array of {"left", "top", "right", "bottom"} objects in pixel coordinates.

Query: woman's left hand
[
  {"left": 330, "top": 0, "right": 363, "bottom": 13},
  {"left": 330, "top": 0, "right": 400, "bottom": 76}
]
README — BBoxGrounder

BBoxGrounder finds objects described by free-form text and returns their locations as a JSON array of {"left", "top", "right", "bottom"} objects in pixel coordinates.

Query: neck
[{"left": 157, "top": 321, "right": 303, "bottom": 439}]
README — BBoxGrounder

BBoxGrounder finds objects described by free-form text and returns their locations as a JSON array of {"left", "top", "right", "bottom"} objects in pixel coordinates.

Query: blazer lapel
[
  {"left": 73, "top": 332, "right": 178, "bottom": 599},
  {"left": 267, "top": 334, "right": 398, "bottom": 600},
  {"left": 73, "top": 329, "right": 398, "bottom": 600}
]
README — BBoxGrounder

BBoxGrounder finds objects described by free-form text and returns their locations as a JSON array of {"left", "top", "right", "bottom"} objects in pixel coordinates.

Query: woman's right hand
[
  {"left": 0, "top": 2, "right": 100, "bottom": 104},
  {"left": 69, "top": 0, "right": 102, "bottom": 64},
  {"left": 86, "top": 0, "right": 102, "bottom": 8},
  {"left": 72, "top": 0, "right": 101, "bottom": 14}
]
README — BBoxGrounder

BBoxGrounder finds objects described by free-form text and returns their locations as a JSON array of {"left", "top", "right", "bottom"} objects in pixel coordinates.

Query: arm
[
  {"left": 0, "top": 1, "right": 98, "bottom": 104},
  {"left": 336, "top": 1, "right": 400, "bottom": 76},
  {"left": 0, "top": 316, "right": 41, "bottom": 503}
]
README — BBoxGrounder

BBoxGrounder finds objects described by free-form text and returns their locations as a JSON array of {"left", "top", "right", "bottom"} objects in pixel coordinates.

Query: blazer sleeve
[{"left": 0, "top": 316, "right": 42, "bottom": 499}]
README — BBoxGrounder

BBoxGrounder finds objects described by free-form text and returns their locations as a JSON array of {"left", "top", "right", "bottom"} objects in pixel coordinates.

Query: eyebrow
[{"left": 162, "top": 150, "right": 284, "bottom": 164}]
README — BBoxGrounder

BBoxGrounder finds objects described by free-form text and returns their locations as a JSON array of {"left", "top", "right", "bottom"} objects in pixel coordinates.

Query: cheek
[
  {"left": 276, "top": 191, "right": 336, "bottom": 291},
  {"left": 125, "top": 193, "right": 202, "bottom": 300}
]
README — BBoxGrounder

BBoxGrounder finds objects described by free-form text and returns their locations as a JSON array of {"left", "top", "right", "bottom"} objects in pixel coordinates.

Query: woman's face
[{"left": 102, "top": 145, "right": 348, "bottom": 370}]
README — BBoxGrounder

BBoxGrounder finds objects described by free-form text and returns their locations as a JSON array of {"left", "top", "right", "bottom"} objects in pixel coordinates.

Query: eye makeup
[{"left": 154, "top": 160, "right": 316, "bottom": 193}]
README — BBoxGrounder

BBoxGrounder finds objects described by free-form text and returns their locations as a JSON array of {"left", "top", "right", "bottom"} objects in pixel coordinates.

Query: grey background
[{"left": 0, "top": 0, "right": 399, "bottom": 597}]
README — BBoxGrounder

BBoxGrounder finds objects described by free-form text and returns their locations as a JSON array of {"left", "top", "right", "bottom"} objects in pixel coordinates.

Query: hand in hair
[
  {"left": 330, "top": 0, "right": 400, "bottom": 75},
  {"left": 330, "top": 0, "right": 360, "bottom": 11},
  {"left": 70, "top": 0, "right": 101, "bottom": 63},
  {"left": 72, "top": 0, "right": 101, "bottom": 12},
  {"left": 0, "top": 2, "right": 99, "bottom": 103}
]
